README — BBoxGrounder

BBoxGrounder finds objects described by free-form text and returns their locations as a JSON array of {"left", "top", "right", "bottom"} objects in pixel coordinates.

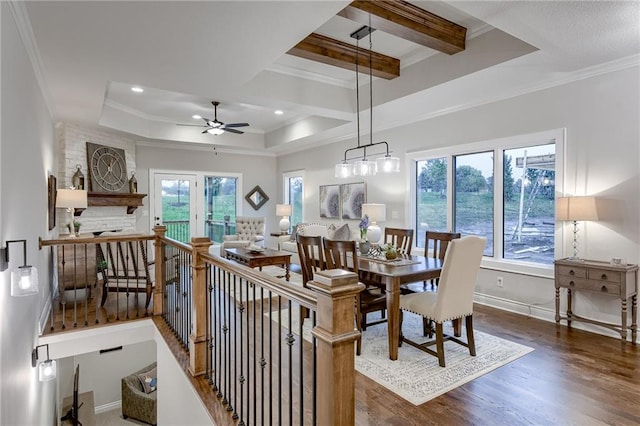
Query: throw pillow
[
  {"left": 137, "top": 367, "right": 157, "bottom": 394},
  {"left": 327, "top": 223, "right": 351, "bottom": 240},
  {"left": 289, "top": 224, "right": 299, "bottom": 242}
]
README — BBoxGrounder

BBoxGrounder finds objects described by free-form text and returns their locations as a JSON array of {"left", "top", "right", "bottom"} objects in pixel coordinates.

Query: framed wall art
[
  {"left": 319, "top": 184, "right": 340, "bottom": 218},
  {"left": 340, "top": 182, "right": 366, "bottom": 220},
  {"left": 48, "top": 175, "right": 57, "bottom": 230}
]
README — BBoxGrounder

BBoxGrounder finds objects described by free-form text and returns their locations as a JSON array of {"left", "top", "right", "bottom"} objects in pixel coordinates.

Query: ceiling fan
[{"left": 177, "top": 101, "right": 249, "bottom": 135}]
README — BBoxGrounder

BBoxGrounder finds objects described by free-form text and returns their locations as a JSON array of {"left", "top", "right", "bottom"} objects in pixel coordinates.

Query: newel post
[
  {"left": 189, "top": 236, "right": 211, "bottom": 376},
  {"left": 307, "top": 269, "right": 364, "bottom": 426},
  {"left": 153, "top": 226, "right": 167, "bottom": 316}
]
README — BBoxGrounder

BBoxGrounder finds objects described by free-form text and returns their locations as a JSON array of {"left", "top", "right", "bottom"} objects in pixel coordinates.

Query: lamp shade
[
  {"left": 56, "top": 189, "right": 88, "bottom": 209},
  {"left": 362, "top": 203, "right": 386, "bottom": 223},
  {"left": 556, "top": 196, "right": 599, "bottom": 221},
  {"left": 377, "top": 155, "right": 400, "bottom": 173},
  {"left": 39, "top": 359, "right": 57, "bottom": 382},
  {"left": 276, "top": 204, "right": 292, "bottom": 217}
]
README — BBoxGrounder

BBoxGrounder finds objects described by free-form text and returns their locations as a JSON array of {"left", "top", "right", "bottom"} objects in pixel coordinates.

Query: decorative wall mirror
[{"left": 245, "top": 185, "right": 269, "bottom": 210}]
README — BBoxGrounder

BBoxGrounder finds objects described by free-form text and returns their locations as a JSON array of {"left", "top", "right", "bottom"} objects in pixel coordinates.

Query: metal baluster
[
  {"left": 312, "top": 310, "right": 317, "bottom": 425},
  {"left": 278, "top": 295, "right": 282, "bottom": 425},
  {"left": 72, "top": 244, "right": 78, "bottom": 328},
  {"left": 260, "top": 286, "right": 265, "bottom": 426},
  {"left": 205, "top": 264, "right": 211, "bottom": 382},
  {"left": 231, "top": 274, "right": 237, "bottom": 417},
  {"left": 269, "top": 292, "right": 273, "bottom": 425},
  {"left": 83, "top": 244, "right": 88, "bottom": 326},
  {"left": 299, "top": 300, "right": 304, "bottom": 425},
  {"left": 222, "top": 270, "right": 229, "bottom": 407},
  {"left": 287, "top": 299, "right": 294, "bottom": 426}
]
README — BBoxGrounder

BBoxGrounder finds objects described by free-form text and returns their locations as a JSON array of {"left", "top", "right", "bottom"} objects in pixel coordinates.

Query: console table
[{"left": 554, "top": 258, "right": 638, "bottom": 343}]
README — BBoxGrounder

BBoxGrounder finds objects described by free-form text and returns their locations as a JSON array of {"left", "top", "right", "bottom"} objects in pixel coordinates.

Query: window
[
  {"left": 283, "top": 171, "right": 304, "bottom": 230},
  {"left": 411, "top": 129, "right": 563, "bottom": 267}
]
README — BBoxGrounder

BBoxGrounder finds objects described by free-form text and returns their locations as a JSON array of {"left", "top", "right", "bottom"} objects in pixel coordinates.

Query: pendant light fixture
[{"left": 335, "top": 19, "right": 400, "bottom": 178}]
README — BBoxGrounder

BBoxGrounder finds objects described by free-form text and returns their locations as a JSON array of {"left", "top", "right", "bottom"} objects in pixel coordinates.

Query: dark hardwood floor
[{"left": 354, "top": 304, "right": 640, "bottom": 425}]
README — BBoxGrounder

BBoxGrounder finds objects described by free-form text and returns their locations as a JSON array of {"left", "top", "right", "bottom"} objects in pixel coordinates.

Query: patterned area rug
[{"left": 273, "top": 307, "right": 534, "bottom": 406}]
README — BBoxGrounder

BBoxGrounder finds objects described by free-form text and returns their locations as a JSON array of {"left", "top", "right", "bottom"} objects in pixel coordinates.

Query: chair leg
[
  {"left": 435, "top": 322, "right": 446, "bottom": 367},
  {"left": 466, "top": 315, "right": 476, "bottom": 357},
  {"left": 422, "top": 318, "right": 430, "bottom": 337},
  {"left": 398, "top": 310, "right": 404, "bottom": 347},
  {"left": 452, "top": 318, "right": 462, "bottom": 337}
]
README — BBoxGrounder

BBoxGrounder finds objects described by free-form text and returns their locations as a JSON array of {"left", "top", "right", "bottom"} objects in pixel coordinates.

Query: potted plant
[
  {"left": 73, "top": 220, "right": 81, "bottom": 237},
  {"left": 359, "top": 214, "right": 370, "bottom": 254},
  {"left": 382, "top": 243, "right": 398, "bottom": 260}
]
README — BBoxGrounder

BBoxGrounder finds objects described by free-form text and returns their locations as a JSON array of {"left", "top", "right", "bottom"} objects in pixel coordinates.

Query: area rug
[{"left": 272, "top": 308, "right": 534, "bottom": 406}]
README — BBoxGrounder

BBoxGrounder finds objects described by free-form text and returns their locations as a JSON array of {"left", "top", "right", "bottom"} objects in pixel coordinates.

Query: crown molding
[
  {"left": 265, "top": 63, "right": 353, "bottom": 89},
  {"left": 9, "top": 1, "right": 57, "bottom": 120},
  {"left": 135, "top": 140, "right": 276, "bottom": 158}
]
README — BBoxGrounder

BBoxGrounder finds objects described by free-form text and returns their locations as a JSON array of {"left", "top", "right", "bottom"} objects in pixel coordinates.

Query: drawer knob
[
  {"left": 569, "top": 281, "right": 575, "bottom": 286},
  {"left": 601, "top": 274, "right": 608, "bottom": 280},
  {"left": 601, "top": 285, "right": 608, "bottom": 292},
  {"left": 569, "top": 270, "right": 575, "bottom": 276}
]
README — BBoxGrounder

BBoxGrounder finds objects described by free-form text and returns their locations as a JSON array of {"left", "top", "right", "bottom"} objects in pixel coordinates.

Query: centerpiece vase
[{"left": 360, "top": 240, "right": 371, "bottom": 255}]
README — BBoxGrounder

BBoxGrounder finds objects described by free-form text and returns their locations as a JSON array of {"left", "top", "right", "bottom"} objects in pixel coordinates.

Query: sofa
[
  {"left": 278, "top": 222, "right": 360, "bottom": 266},
  {"left": 122, "top": 362, "right": 157, "bottom": 425}
]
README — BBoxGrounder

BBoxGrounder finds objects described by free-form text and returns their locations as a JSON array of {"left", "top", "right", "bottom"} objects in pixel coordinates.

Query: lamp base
[
  {"left": 279, "top": 217, "right": 290, "bottom": 233},
  {"left": 367, "top": 224, "right": 382, "bottom": 244}
]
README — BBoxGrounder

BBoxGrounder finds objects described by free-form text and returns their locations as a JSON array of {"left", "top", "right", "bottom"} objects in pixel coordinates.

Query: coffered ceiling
[{"left": 19, "top": 1, "right": 640, "bottom": 155}]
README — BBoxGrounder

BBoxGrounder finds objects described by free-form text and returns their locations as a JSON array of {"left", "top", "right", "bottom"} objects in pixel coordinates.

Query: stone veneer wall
[{"left": 57, "top": 123, "right": 139, "bottom": 234}]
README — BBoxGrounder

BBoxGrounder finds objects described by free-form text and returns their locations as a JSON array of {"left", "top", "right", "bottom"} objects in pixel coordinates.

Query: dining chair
[
  {"left": 383, "top": 227, "right": 414, "bottom": 255},
  {"left": 296, "top": 234, "right": 325, "bottom": 322},
  {"left": 322, "top": 238, "right": 387, "bottom": 355},
  {"left": 398, "top": 235, "right": 486, "bottom": 367}
]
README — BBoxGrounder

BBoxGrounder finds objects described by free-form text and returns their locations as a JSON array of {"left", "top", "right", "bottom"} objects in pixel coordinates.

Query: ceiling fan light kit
[
  {"left": 335, "top": 23, "right": 400, "bottom": 178},
  {"left": 177, "top": 101, "right": 249, "bottom": 136}
]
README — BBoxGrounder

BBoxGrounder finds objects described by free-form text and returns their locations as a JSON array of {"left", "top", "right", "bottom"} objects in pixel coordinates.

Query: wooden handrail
[{"left": 39, "top": 233, "right": 154, "bottom": 248}]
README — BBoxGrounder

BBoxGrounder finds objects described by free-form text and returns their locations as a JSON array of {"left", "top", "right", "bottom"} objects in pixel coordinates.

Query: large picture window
[{"left": 411, "top": 129, "right": 563, "bottom": 267}]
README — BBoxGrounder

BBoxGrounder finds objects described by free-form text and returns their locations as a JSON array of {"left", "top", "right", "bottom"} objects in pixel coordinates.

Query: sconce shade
[
  {"left": 39, "top": 359, "right": 57, "bottom": 382},
  {"left": 276, "top": 204, "right": 292, "bottom": 217},
  {"left": 335, "top": 162, "right": 352, "bottom": 178},
  {"left": 11, "top": 265, "right": 39, "bottom": 297},
  {"left": 352, "top": 159, "right": 377, "bottom": 177},
  {"left": 56, "top": 189, "right": 88, "bottom": 209},
  {"left": 362, "top": 203, "right": 386, "bottom": 223},
  {"left": 557, "top": 196, "right": 599, "bottom": 221}
]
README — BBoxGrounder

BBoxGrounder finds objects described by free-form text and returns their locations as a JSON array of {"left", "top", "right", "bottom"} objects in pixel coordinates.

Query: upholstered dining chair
[
  {"left": 220, "top": 216, "right": 265, "bottom": 256},
  {"left": 322, "top": 238, "right": 387, "bottom": 355},
  {"left": 383, "top": 227, "right": 414, "bottom": 255},
  {"left": 398, "top": 235, "right": 486, "bottom": 367}
]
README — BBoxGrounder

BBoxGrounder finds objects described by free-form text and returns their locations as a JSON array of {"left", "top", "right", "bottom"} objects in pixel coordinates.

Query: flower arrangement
[
  {"left": 67, "top": 220, "right": 81, "bottom": 236},
  {"left": 359, "top": 214, "right": 370, "bottom": 241}
]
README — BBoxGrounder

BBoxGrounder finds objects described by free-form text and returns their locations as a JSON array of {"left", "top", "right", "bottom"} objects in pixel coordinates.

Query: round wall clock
[{"left": 86, "top": 142, "right": 128, "bottom": 193}]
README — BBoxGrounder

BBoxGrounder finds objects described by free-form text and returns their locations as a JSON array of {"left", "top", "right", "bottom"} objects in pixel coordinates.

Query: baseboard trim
[
  {"left": 474, "top": 292, "right": 630, "bottom": 341},
  {"left": 95, "top": 400, "right": 121, "bottom": 414}
]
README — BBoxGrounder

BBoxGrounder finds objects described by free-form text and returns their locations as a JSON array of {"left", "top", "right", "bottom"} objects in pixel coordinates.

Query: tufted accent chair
[{"left": 221, "top": 216, "right": 266, "bottom": 256}]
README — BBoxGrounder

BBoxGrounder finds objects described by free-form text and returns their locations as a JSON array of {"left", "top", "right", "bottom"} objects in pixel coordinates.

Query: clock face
[{"left": 87, "top": 143, "right": 128, "bottom": 192}]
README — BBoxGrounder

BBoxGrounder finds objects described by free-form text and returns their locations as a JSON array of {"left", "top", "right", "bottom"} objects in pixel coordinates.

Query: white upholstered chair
[
  {"left": 220, "top": 216, "right": 265, "bottom": 256},
  {"left": 398, "top": 235, "right": 486, "bottom": 367}
]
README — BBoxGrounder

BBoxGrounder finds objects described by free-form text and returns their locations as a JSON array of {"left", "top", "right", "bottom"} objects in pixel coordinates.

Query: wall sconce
[
  {"left": 362, "top": 203, "right": 386, "bottom": 244},
  {"left": 276, "top": 204, "right": 292, "bottom": 233},
  {"left": 0, "top": 239, "right": 39, "bottom": 297},
  {"left": 32, "top": 344, "right": 57, "bottom": 382}
]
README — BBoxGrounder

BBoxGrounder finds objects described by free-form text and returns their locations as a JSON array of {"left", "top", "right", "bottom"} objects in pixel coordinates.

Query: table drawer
[
  {"left": 588, "top": 268, "right": 622, "bottom": 283},
  {"left": 557, "top": 265, "right": 587, "bottom": 278},
  {"left": 557, "top": 275, "right": 621, "bottom": 295}
]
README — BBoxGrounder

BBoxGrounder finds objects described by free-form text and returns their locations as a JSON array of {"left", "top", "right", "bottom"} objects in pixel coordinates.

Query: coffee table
[{"left": 224, "top": 247, "right": 292, "bottom": 281}]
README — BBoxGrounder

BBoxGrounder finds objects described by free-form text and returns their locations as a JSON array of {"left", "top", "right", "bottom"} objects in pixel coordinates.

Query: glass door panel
[{"left": 153, "top": 174, "right": 196, "bottom": 244}]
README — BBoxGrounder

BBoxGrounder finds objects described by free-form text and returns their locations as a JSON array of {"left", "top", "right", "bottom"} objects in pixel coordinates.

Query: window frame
[
  {"left": 283, "top": 169, "right": 305, "bottom": 227},
  {"left": 407, "top": 128, "right": 565, "bottom": 277}
]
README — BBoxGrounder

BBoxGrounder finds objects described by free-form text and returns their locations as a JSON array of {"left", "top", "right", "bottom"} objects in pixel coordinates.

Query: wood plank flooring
[{"left": 155, "top": 302, "right": 639, "bottom": 425}]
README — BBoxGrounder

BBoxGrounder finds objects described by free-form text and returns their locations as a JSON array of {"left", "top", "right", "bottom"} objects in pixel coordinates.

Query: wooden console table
[{"left": 554, "top": 258, "right": 638, "bottom": 343}]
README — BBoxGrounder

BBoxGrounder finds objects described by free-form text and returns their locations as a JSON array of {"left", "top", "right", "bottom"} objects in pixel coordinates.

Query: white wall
[
  {"left": 0, "top": 3, "right": 57, "bottom": 424},
  {"left": 276, "top": 65, "right": 640, "bottom": 337}
]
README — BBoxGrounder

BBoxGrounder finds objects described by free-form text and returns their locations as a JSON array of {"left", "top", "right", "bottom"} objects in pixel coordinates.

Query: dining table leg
[{"left": 386, "top": 277, "right": 401, "bottom": 360}]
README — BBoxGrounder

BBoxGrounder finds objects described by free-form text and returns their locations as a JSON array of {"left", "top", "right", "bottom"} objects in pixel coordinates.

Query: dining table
[{"left": 357, "top": 254, "right": 443, "bottom": 360}]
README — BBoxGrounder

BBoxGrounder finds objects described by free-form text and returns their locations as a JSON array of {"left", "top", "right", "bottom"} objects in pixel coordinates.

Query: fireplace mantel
[{"left": 75, "top": 192, "right": 147, "bottom": 215}]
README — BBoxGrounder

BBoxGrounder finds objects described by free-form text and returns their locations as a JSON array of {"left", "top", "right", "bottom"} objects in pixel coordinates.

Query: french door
[{"left": 153, "top": 173, "right": 197, "bottom": 243}]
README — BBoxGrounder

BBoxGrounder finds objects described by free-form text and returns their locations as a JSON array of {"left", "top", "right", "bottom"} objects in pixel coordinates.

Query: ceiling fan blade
[
  {"left": 224, "top": 122, "right": 249, "bottom": 128},
  {"left": 177, "top": 123, "right": 207, "bottom": 127},
  {"left": 222, "top": 127, "right": 244, "bottom": 134}
]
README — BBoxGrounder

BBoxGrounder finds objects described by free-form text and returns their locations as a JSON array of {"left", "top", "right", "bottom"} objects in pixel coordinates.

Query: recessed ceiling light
[
  {"left": 274, "top": 110, "right": 284, "bottom": 115},
  {"left": 192, "top": 114, "right": 202, "bottom": 120},
  {"left": 131, "top": 86, "right": 144, "bottom": 93}
]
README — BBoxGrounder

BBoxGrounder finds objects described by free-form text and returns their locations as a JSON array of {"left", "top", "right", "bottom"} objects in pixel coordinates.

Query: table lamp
[
  {"left": 362, "top": 203, "right": 386, "bottom": 244},
  {"left": 556, "top": 196, "right": 599, "bottom": 261},
  {"left": 56, "top": 188, "right": 88, "bottom": 234},
  {"left": 276, "top": 204, "right": 292, "bottom": 233}
]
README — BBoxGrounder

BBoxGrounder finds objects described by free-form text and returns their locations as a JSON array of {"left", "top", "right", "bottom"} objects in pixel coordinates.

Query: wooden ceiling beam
[
  {"left": 287, "top": 33, "right": 400, "bottom": 80},
  {"left": 338, "top": 0, "right": 466, "bottom": 55}
]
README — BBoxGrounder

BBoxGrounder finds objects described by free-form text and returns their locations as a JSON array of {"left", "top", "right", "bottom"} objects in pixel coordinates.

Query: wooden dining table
[{"left": 357, "top": 255, "right": 443, "bottom": 360}]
